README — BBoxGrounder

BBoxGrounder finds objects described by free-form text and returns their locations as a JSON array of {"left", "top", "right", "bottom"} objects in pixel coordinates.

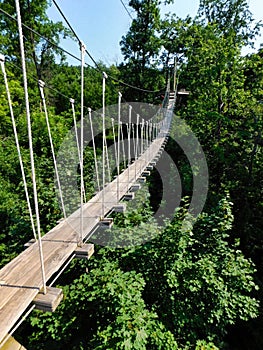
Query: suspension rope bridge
[{"left": 0, "top": 1, "right": 177, "bottom": 348}]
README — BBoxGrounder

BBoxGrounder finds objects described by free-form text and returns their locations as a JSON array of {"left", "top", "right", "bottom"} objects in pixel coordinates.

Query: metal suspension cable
[
  {"left": 5, "top": 59, "right": 83, "bottom": 109},
  {"left": 0, "top": 55, "right": 37, "bottom": 241},
  {"left": 1, "top": 7, "right": 146, "bottom": 118},
  {"left": 119, "top": 0, "right": 134, "bottom": 20},
  {"left": 0, "top": 7, "right": 81, "bottom": 65},
  {"left": 15, "top": 0, "right": 46, "bottom": 294},
  {"left": 1, "top": 7, "right": 166, "bottom": 96},
  {"left": 38, "top": 80, "right": 66, "bottom": 219},
  {"left": 88, "top": 108, "right": 100, "bottom": 192},
  {"left": 108, "top": 74, "right": 166, "bottom": 94},
  {"left": 51, "top": 0, "right": 98, "bottom": 68},
  {"left": 52, "top": 0, "right": 80, "bottom": 45},
  {"left": 50, "top": 1, "right": 166, "bottom": 95}
]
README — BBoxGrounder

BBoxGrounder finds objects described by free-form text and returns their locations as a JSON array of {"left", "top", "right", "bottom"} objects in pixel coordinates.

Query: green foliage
[
  {"left": 164, "top": 198, "right": 259, "bottom": 343},
  {"left": 197, "top": 0, "right": 262, "bottom": 45},
  {"left": 119, "top": 0, "right": 166, "bottom": 101},
  {"left": 121, "top": 0, "right": 161, "bottom": 66},
  {"left": 26, "top": 262, "right": 177, "bottom": 350},
  {"left": 19, "top": 195, "right": 259, "bottom": 349},
  {"left": 195, "top": 340, "right": 219, "bottom": 350}
]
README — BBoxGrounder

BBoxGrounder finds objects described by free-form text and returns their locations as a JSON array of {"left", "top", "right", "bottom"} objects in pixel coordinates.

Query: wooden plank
[
  {"left": 123, "top": 193, "right": 135, "bottom": 201},
  {"left": 146, "top": 165, "right": 153, "bottom": 171},
  {"left": 0, "top": 336, "right": 26, "bottom": 350},
  {"left": 75, "top": 244, "right": 94, "bottom": 260},
  {"left": 112, "top": 204, "right": 126, "bottom": 213},
  {"left": 129, "top": 184, "right": 141, "bottom": 192},
  {"left": 98, "top": 218, "right": 114, "bottom": 229},
  {"left": 137, "top": 177, "right": 146, "bottom": 183},
  {"left": 0, "top": 135, "right": 167, "bottom": 344},
  {"left": 33, "top": 287, "right": 63, "bottom": 312},
  {"left": 24, "top": 239, "right": 36, "bottom": 248},
  {"left": 142, "top": 170, "right": 151, "bottom": 177}
]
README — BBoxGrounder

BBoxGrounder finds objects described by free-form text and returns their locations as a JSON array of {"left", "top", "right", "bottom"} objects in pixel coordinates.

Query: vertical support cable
[
  {"left": 102, "top": 72, "right": 108, "bottom": 217},
  {"left": 88, "top": 108, "right": 100, "bottom": 192},
  {"left": 135, "top": 114, "right": 139, "bottom": 176},
  {"left": 173, "top": 56, "right": 177, "bottom": 93},
  {"left": 70, "top": 98, "right": 87, "bottom": 198},
  {"left": 140, "top": 119, "right": 144, "bottom": 173},
  {"left": 141, "top": 119, "right": 144, "bottom": 155},
  {"left": 149, "top": 121, "right": 153, "bottom": 162},
  {"left": 135, "top": 115, "right": 139, "bottom": 160},
  {"left": 128, "top": 105, "right": 132, "bottom": 185},
  {"left": 145, "top": 121, "right": 148, "bottom": 164},
  {"left": 157, "top": 121, "right": 160, "bottom": 138},
  {"left": 132, "top": 123, "right": 136, "bottom": 161},
  {"left": 38, "top": 80, "right": 66, "bottom": 219},
  {"left": 0, "top": 55, "right": 37, "bottom": 241},
  {"left": 104, "top": 136, "right": 111, "bottom": 183},
  {"left": 146, "top": 121, "right": 149, "bottom": 162},
  {"left": 126, "top": 122, "right": 129, "bottom": 189},
  {"left": 117, "top": 92, "right": 121, "bottom": 200},
  {"left": 146, "top": 121, "right": 149, "bottom": 148},
  {"left": 79, "top": 41, "right": 86, "bottom": 243},
  {"left": 70, "top": 98, "right": 87, "bottom": 201},
  {"left": 15, "top": 0, "right": 46, "bottom": 294},
  {"left": 70, "top": 99, "right": 80, "bottom": 165},
  {"left": 120, "top": 121, "right": 126, "bottom": 167},
  {"left": 111, "top": 118, "right": 118, "bottom": 173}
]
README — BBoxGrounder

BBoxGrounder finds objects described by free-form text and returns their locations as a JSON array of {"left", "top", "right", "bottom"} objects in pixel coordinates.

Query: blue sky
[{"left": 47, "top": 0, "right": 263, "bottom": 66}]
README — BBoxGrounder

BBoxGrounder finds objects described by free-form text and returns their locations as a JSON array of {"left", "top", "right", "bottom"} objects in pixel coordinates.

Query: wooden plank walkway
[{"left": 0, "top": 134, "right": 168, "bottom": 346}]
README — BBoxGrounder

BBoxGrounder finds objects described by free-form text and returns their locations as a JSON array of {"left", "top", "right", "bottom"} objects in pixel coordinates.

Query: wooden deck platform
[{"left": 0, "top": 135, "right": 167, "bottom": 347}]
